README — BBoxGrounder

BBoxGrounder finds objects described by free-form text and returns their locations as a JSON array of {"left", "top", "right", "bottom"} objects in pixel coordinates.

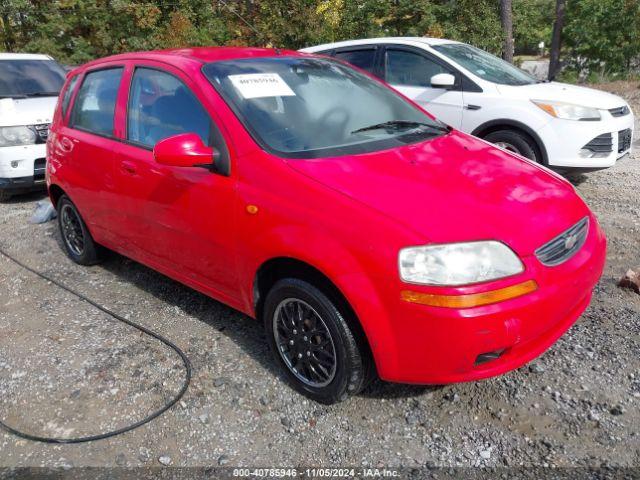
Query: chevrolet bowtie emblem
[{"left": 564, "top": 234, "right": 578, "bottom": 250}]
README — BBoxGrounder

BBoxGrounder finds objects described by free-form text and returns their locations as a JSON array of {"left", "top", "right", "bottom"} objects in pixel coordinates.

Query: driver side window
[{"left": 127, "top": 68, "right": 211, "bottom": 148}]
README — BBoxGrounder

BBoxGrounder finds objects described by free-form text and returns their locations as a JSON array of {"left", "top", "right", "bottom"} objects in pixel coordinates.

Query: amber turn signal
[{"left": 401, "top": 279, "right": 538, "bottom": 308}]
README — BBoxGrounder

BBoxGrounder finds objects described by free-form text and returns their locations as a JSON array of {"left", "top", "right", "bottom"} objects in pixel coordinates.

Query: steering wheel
[{"left": 316, "top": 107, "right": 350, "bottom": 142}]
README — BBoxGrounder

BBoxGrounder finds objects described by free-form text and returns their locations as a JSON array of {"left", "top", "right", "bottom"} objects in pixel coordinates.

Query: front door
[
  {"left": 383, "top": 47, "right": 464, "bottom": 129},
  {"left": 114, "top": 64, "right": 239, "bottom": 300}
]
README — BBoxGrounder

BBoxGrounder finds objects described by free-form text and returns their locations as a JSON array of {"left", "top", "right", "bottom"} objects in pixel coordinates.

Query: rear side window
[
  {"left": 60, "top": 75, "right": 79, "bottom": 118},
  {"left": 334, "top": 49, "right": 377, "bottom": 74},
  {"left": 385, "top": 50, "right": 450, "bottom": 87},
  {"left": 70, "top": 68, "right": 123, "bottom": 137},
  {"left": 127, "top": 68, "right": 211, "bottom": 148}
]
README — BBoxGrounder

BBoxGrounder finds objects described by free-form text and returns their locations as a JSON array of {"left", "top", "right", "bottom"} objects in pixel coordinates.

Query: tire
[
  {"left": 57, "top": 195, "right": 104, "bottom": 265},
  {"left": 0, "top": 190, "right": 11, "bottom": 202},
  {"left": 263, "top": 278, "right": 372, "bottom": 404},
  {"left": 484, "top": 129, "right": 541, "bottom": 163}
]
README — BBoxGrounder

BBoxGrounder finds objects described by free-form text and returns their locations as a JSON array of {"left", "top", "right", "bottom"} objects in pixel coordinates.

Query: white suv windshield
[
  {"left": 0, "top": 60, "right": 66, "bottom": 98},
  {"left": 433, "top": 44, "right": 536, "bottom": 86},
  {"left": 203, "top": 57, "right": 448, "bottom": 158}
]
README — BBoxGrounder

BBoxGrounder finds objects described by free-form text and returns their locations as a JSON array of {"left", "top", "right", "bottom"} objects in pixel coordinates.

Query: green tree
[
  {"left": 316, "top": 0, "right": 344, "bottom": 42},
  {"left": 435, "top": 0, "right": 502, "bottom": 54},
  {"left": 564, "top": 0, "right": 640, "bottom": 73},
  {"left": 371, "top": 0, "right": 437, "bottom": 37},
  {"left": 255, "top": 0, "right": 324, "bottom": 48},
  {"left": 1, "top": 0, "right": 638, "bottom": 77},
  {"left": 513, "top": 0, "right": 554, "bottom": 55}
]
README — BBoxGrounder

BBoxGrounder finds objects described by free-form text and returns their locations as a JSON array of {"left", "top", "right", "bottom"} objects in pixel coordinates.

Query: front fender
[{"left": 239, "top": 224, "right": 402, "bottom": 379}]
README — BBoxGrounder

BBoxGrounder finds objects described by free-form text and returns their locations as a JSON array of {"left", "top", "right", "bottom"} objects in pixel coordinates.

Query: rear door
[
  {"left": 56, "top": 65, "right": 126, "bottom": 246},
  {"left": 113, "top": 62, "right": 239, "bottom": 299},
  {"left": 381, "top": 45, "right": 464, "bottom": 128}
]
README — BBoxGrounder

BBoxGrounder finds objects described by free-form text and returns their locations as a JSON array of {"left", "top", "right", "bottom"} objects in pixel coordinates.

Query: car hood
[
  {"left": 499, "top": 81, "right": 627, "bottom": 109},
  {"left": 285, "top": 131, "right": 590, "bottom": 256},
  {"left": 0, "top": 96, "right": 57, "bottom": 127}
]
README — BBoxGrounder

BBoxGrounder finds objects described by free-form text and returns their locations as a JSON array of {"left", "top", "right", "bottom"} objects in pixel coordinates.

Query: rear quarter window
[
  {"left": 70, "top": 68, "right": 124, "bottom": 137},
  {"left": 60, "top": 75, "right": 79, "bottom": 119}
]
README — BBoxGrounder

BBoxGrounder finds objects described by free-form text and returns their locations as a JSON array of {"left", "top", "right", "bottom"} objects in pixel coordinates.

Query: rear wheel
[
  {"left": 484, "top": 129, "right": 540, "bottom": 163},
  {"left": 57, "top": 195, "right": 105, "bottom": 265},
  {"left": 263, "top": 278, "right": 373, "bottom": 404},
  {"left": 0, "top": 190, "right": 11, "bottom": 202}
]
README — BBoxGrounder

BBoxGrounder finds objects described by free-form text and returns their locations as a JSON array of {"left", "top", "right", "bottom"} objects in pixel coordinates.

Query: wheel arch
[
  {"left": 471, "top": 119, "right": 549, "bottom": 165},
  {"left": 48, "top": 184, "right": 67, "bottom": 208},
  {"left": 254, "top": 258, "right": 364, "bottom": 336},
  {"left": 253, "top": 256, "right": 377, "bottom": 376},
  {"left": 48, "top": 184, "right": 101, "bottom": 243}
]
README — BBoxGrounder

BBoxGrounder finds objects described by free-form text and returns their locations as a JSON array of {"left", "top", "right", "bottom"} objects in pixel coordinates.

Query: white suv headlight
[
  {"left": 532, "top": 100, "right": 601, "bottom": 121},
  {"left": 399, "top": 241, "right": 524, "bottom": 286},
  {"left": 0, "top": 126, "right": 37, "bottom": 147}
]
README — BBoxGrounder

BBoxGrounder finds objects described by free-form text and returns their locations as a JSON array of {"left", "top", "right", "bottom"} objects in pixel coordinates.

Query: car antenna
[{"left": 217, "top": 0, "right": 277, "bottom": 51}]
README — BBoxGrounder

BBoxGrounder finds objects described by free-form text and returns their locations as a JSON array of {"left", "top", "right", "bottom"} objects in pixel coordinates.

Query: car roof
[
  {"left": 74, "top": 47, "right": 304, "bottom": 72},
  {"left": 300, "top": 37, "right": 460, "bottom": 52},
  {"left": 0, "top": 53, "right": 54, "bottom": 61}
]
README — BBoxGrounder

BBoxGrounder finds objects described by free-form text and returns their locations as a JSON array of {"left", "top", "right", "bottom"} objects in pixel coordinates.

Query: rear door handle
[{"left": 121, "top": 161, "right": 137, "bottom": 175}]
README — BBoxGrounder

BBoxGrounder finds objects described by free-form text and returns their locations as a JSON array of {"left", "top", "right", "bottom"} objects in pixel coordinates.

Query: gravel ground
[{"left": 0, "top": 81, "right": 639, "bottom": 472}]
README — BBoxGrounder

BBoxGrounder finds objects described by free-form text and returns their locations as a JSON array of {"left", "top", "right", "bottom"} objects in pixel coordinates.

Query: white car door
[{"left": 383, "top": 46, "right": 464, "bottom": 128}]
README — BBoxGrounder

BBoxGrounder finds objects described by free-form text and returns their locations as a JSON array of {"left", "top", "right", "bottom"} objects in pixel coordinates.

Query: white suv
[
  {"left": 0, "top": 53, "right": 66, "bottom": 201},
  {"left": 301, "top": 38, "right": 635, "bottom": 171}
]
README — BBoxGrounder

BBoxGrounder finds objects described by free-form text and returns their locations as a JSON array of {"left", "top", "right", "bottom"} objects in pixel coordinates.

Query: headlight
[
  {"left": 532, "top": 100, "right": 601, "bottom": 121},
  {"left": 399, "top": 241, "right": 524, "bottom": 286},
  {"left": 0, "top": 126, "right": 37, "bottom": 147}
]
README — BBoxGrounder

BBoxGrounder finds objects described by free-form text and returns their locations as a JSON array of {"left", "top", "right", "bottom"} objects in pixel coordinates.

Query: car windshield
[
  {"left": 0, "top": 59, "right": 66, "bottom": 98},
  {"left": 202, "top": 56, "right": 448, "bottom": 158},
  {"left": 433, "top": 43, "right": 536, "bottom": 86}
]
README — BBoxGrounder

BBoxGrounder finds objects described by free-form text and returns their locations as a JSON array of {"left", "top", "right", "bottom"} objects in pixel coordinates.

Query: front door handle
[{"left": 121, "top": 161, "right": 137, "bottom": 175}]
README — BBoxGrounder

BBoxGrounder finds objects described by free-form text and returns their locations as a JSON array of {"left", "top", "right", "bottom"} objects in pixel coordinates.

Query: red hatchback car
[{"left": 47, "top": 47, "right": 606, "bottom": 403}]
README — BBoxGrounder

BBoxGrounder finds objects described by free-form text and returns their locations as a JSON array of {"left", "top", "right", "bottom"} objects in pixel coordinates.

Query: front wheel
[
  {"left": 484, "top": 129, "right": 541, "bottom": 163},
  {"left": 0, "top": 190, "right": 11, "bottom": 202},
  {"left": 57, "top": 195, "right": 105, "bottom": 265},
  {"left": 263, "top": 278, "right": 373, "bottom": 404}
]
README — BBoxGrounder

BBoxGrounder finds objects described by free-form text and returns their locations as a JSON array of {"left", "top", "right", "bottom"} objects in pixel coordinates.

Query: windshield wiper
[
  {"left": 351, "top": 120, "right": 450, "bottom": 135},
  {"left": 24, "top": 91, "right": 60, "bottom": 97},
  {"left": 0, "top": 94, "right": 28, "bottom": 99}
]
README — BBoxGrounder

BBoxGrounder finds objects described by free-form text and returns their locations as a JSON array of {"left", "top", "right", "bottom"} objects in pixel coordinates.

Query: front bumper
[
  {"left": 0, "top": 143, "right": 47, "bottom": 193},
  {"left": 0, "top": 175, "right": 46, "bottom": 193},
  {"left": 538, "top": 109, "right": 634, "bottom": 169},
  {"left": 377, "top": 215, "right": 607, "bottom": 384}
]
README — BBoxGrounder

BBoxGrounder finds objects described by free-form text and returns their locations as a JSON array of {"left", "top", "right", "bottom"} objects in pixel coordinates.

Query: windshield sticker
[{"left": 228, "top": 73, "right": 296, "bottom": 99}]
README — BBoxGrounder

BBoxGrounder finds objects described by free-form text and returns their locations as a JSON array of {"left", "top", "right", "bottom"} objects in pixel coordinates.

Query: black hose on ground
[{"left": 0, "top": 246, "right": 192, "bottom": 444}]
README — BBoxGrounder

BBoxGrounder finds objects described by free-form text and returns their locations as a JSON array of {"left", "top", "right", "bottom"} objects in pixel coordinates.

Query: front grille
[
  {"left": 618, "top": 128, "right": 632, "bottom": 153},
  {"left": 582, "top": 133, "right": 612, "bottom": 153},
  {"left": 33, "top": 158, "right": 46, "bottom": 183},
  {"left": 609, "top": 105, "right": 630, "bottom": 117},
  {"left": 535, "top": 217, "right": 589, "bottom": 266},
  {"left": 31, "top": 123, "right": 50, "bottom": 143}
]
